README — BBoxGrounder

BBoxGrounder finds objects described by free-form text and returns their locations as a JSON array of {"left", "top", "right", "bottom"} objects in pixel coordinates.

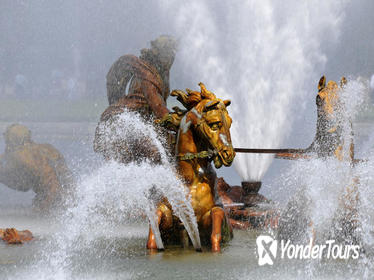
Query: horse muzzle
[{"left": 216, "top": 147, "right": 235, "bottom": 167}]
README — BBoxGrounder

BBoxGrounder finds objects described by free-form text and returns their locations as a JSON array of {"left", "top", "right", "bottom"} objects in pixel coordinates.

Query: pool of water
[
  {"left": 0, "top": 209, "right": 366, "bottom": 280},
  {"left": 0, "top": 122, "right": 373, "bottom": 279}
]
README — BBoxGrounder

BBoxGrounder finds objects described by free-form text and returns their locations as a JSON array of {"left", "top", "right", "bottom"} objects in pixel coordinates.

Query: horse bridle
[
  {"left": 177, "top": 149, "right": 218, "bottom": 161},
  {"left": 176, "top": 108, "right": 223, "bottom": 162}
]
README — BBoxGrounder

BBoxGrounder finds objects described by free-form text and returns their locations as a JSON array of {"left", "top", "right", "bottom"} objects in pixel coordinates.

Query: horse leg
[
  {"left": 146, "top": 203, "right": 173, "bottom": 250},
  {"left": 211, "top": 206, "right": 225, "bottom": 252},
  {"left": 147, "top": 208, "right": 162, "bottom": 250},
  {"left": 339, "top": 179, "right": 360, "bottom": 241}
]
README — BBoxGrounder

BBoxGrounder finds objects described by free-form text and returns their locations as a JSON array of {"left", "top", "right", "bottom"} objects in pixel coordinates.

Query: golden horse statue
[
  {"left": 147, "top": 83, "right": 236, "bottom": 252},
  {"left": 307, "top": 75, "right": 354, "bottom": 160},
  {"left": 275, "top": 76, "right": 354, "bottom": 161},
  {"left": 279, "top": 76, "right": 359, "bottom": 243}
]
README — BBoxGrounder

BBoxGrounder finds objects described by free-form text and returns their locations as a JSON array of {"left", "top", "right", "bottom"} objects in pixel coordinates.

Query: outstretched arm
[{"left": 144, "top": 82, "right": 169, "bottom": 119}]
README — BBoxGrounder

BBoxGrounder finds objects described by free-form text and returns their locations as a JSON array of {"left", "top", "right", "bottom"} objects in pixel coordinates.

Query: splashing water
[
  {"left": 25, "top": 110, "right": 202, "bottom": 278},
  {"left": 278, "top": 78, "right": 370, "bottom": 245},
  {"left": 162, "top": 0, "right": 347, "bottom": 181},
  {"left": 94, "top": 110, "right": 201, "bottom": 250}
]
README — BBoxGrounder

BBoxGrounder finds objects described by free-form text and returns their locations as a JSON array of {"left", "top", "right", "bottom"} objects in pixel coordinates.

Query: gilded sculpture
[{"left": 147, "top": 83, "right": 235, "bottom": 252}]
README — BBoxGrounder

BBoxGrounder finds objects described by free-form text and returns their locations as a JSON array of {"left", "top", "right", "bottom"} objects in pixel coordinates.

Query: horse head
[
  {"left": 194, "top": 98, "right": 235, "bottom": 168},
  {"left": 172, "top": 83, "right": 235, "bottom": 168},
  {"left": 317, "top": 75, "right": 346, "bottom": 118}
]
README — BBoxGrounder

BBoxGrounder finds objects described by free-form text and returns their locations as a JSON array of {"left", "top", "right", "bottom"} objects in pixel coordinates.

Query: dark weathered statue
[
  {"left": 94, "top": 35, "right": 177, "bottom": 163},
  {"left": 216, "top": 178, "right": 278, "bottom": 230},
  {"left": 0, "top": 124, "right": 73, "bottom": 211},
  {"left": 147, "top": 83, "right": 235, "bottom": 252}
]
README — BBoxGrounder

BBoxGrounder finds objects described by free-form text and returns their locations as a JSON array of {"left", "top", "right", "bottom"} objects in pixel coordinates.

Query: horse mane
[
  {"left": 160, "top": 83, "right": 217, "bottom": 131},
  {"left": 171, "top": 82, "right": 216, "bottom": 111}
]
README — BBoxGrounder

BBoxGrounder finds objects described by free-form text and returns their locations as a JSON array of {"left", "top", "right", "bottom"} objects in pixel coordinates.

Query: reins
[
  {"left": 176, "top": 110, "right": 218, "bottom": 162},
  {"left": 177, "top": 149, "right": 217, "bottom": 161}
]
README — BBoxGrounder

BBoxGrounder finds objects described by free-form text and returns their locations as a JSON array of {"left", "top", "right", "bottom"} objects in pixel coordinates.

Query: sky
[{"left": 1, "top": 0, "right": 373, "bottom": 98}]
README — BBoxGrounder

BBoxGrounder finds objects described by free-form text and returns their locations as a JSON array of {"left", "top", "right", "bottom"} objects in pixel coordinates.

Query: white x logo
[{"left": 256, "top": 235, "right": 277, "bottom": 266}]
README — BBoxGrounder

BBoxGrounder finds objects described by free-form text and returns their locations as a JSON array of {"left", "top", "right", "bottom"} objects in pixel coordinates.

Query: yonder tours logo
[
  {"left": 256, "top": 235, "right": 360, "bottom": 266},
  {"left": 257, "top": 235, "right": 278, "bottom": 266}
]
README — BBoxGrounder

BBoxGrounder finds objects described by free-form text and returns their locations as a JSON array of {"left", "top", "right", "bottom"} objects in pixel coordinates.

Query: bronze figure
[
  {"left": 94, "top": 36, "right": 177, "bottom": 163},
  {"left": 0, "top": 124, "right": 73, "bottom": 212}
]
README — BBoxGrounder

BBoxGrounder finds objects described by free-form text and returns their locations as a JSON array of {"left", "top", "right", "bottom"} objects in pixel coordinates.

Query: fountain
[
  {"left": 241, "top": 181, "right": 262, "bottom": 205},
  {"left": 162, "top": 0, "right": 349, "bottom": 183},
  {"left": 2, "top": 1, "right": 374, "bottom": 279}
]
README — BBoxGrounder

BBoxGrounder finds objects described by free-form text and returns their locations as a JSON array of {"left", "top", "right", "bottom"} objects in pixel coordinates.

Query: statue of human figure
[
  {"left": 94, "top": 35, "right": 178, "bottom": 163},
  {"left": 0, "top": 124, "right": 73, "bottom": 212}
]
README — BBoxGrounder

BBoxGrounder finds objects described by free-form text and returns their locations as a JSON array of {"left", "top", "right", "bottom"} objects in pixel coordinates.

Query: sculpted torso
[
  {"left": 94, "top": 36, "right": 177, "bottom": 163},
  {"left": 0, "top": 125, "right": 72, "bottom": 211},
  {"left": 1, "top": 143, "right": 64, "bottom": 191}
]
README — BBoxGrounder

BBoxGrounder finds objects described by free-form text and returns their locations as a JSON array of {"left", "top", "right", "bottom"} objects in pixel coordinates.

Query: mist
[
  {"left": 1, "top": 0, "right": 374, "bottom": 188},
  {"left": 1, "top": 1, "right": 373, "bottom": 99}
]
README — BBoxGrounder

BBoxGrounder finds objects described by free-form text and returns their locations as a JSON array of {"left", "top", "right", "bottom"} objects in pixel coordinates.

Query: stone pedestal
[{"left": 241, "top": 181, "right": 268, "bottom": 207}]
